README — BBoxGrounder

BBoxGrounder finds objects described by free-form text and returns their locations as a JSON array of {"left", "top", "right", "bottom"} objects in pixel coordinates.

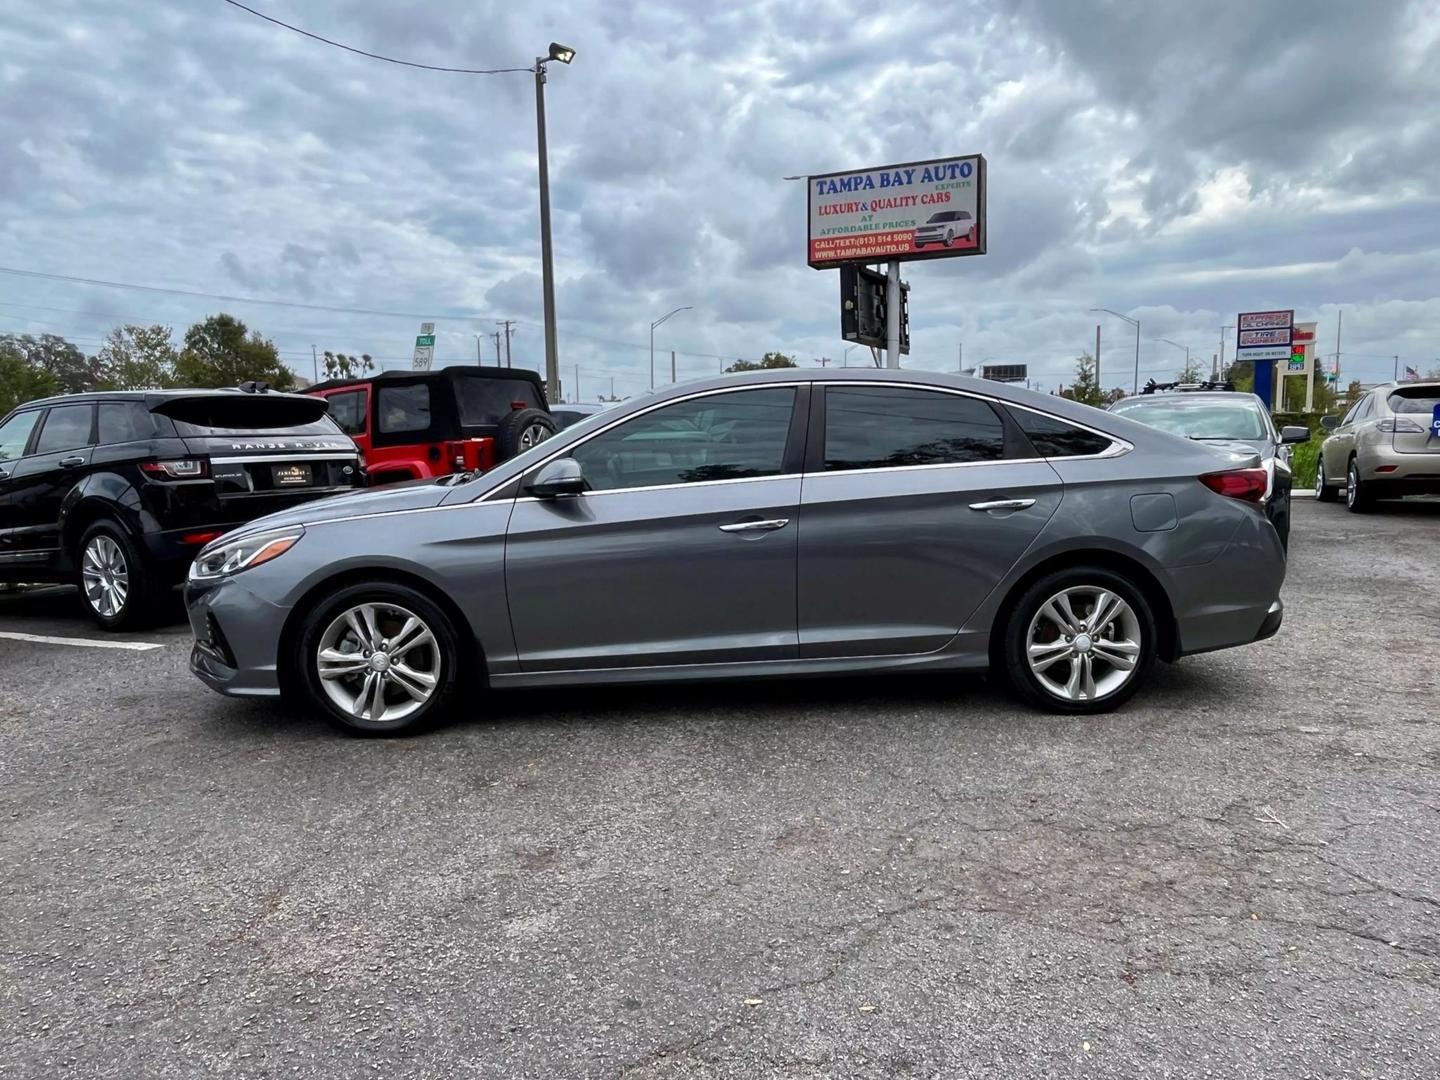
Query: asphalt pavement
[{"left": 3, "top": 499, "right": 1438, "bottom": 1079}]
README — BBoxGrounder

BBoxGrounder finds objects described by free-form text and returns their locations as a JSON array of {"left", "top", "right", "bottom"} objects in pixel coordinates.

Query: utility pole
[
  {"left": 497, "top": 320, "right": 516, "bottom": 368},
  {"left": 1335, "top": 309, "right": 1343, "bottom": 384},
  {"left": 609, "top": 376, "right": 614, "bottom": 401},
  {"left": 492, "top": 331, "right": 503, "bottom": 367},
  {"left": 815, "top": 356, "right": 831, "bottom": 367},
  {"left": 574, "top": 365, "right": 579, "bottom": 403},
  {"left": 474, "top": 334, "right": 484, "bottom": 364},
  {"left": 1094, "top": 325, "right": 1101, "bottom": 392},
  {"left": 670, "top": 350, "right": 676, "bottom": 383},
  {"left": 1394, "top": 355, "right": 1399, "bottom": 380},
  {"left": 311, "top": 344, "right": 318, "bottom": 383},
  {"left": 957, "top": 342, "right": 963, "bottom": 372}
]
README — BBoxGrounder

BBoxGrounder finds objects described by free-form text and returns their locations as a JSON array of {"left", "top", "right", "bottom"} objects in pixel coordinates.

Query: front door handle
[
  {"left": 968, "top": 498, "right": 1036, "bottom": 512},
  {"left": 0, "top": 467, "right": 9, "bottom": 480},
  {"left": 59, "top": 456, "right": 86, "bottom": 468},
  {"left": 718, "top": 518, "right": 790, "bottom": 533}
]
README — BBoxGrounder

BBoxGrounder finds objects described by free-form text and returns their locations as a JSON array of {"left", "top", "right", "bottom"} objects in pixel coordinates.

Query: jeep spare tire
[{"left": 497, "top": 408, "right": 558, "bottom": 460}]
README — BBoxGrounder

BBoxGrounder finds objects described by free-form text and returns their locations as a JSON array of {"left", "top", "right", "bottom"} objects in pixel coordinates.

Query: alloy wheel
[
  {"left": 1314, "top": 460, "right": 1325, "bottom": 497},
  {"left": 82, "top": 535, "right": 129, "bottom": 618},
  {"left": 315, "top": 602, "right": 441, "bottom": 725},
  {"left": 520, "top": 423, "right": 551, "bottom": 451},
  {"left": 1025, "top": 585, "right": 1142, "bottom": 703},
  {"left": 1346, "top": 462, "right": 1357, "bottom": 508}
]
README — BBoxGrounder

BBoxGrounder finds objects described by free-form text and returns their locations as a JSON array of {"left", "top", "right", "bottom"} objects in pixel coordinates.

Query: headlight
[{"left": 189, "top": 527, "right": 304, "bottom": 582}]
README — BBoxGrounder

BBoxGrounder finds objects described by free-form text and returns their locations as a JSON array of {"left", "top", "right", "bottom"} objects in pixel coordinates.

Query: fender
[{"left": 59, "top": 471, "right": 150, "bottom": 552}]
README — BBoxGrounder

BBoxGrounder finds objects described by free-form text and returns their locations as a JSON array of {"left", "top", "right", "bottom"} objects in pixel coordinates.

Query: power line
[{"left": 218, "top": 0, "right": 531, "bottom": 75}]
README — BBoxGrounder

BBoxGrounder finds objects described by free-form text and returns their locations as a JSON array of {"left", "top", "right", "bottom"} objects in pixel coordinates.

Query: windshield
[
  {"left": 1388, "top": 387, "right": 1440, "bottom": 415},
  {"left": 1112, "top": 398, "right": 1268, "bottom": 440}
]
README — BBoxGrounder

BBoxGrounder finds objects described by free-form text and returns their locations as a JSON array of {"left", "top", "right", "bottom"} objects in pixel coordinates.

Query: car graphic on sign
[{"left": 913, "top": 210, "right": 974, "bottom": 249}]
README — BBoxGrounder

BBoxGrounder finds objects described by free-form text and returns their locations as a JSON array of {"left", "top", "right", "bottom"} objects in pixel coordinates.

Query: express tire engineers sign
[
  {"left": 1235, "top": 310, "right": 1294, "bottom": 362},
  {"left": 808, "top": 155, "right": 986, "bottom": 269}
]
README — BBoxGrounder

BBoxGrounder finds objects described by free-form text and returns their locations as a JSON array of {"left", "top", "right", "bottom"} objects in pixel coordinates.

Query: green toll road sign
[{"left": 415, "top": 334, "right": 436, "bottom": 347}]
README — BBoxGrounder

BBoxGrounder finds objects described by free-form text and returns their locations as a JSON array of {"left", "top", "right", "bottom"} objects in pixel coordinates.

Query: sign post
[{"left": 412, "top": 322, "right": 436, "bottom": 371}]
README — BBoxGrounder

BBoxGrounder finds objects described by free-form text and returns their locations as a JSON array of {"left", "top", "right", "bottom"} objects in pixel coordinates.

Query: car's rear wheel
[
  {"left": 1002, "top": 568, "right": 1157, "bottom": 715},
  {"left": 295, "top": 583, "right": 461, "bottom": 735},
  {"left": 497, "top": 408, "right": 558, "bottom": 460},
  {"left": 1345, "top": 457, "right": 1374, "bottom": 513},
  {"left": 1315, "top": 455, "right": 1337, "bottom": 501},
  {"left": 76, "top": 521, "right": 162, "bottom": 631}
]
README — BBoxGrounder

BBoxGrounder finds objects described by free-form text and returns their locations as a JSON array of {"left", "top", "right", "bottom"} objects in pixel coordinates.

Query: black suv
[{"left": 0, "top": 387, "right": 362, "bottom": 628}]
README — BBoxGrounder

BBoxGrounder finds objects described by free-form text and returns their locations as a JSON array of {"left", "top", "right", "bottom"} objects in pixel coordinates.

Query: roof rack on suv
[{"left": 1140, "top": 379, "right": 1236, "bottom": 395}]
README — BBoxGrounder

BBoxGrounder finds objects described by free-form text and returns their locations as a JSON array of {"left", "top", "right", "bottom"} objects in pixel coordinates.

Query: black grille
[{"left": 203, "top": 612, "right": 237, "bottom": 667}]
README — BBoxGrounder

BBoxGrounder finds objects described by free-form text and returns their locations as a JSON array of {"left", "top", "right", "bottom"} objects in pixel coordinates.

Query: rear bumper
[
  {"left": 1167, "top": 508, "right": 1287, "bottom": 658},
  {"left": 1254, "top": 599, "right": 1284, "bottom": 642},
  {"left": 1358, "top": 445, "right": 1440, "bottom": 486}
]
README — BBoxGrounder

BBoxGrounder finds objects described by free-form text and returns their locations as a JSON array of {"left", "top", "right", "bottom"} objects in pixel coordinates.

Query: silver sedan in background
[{"left": 185, "top": 369, "right": 1286, "bottom": 734}]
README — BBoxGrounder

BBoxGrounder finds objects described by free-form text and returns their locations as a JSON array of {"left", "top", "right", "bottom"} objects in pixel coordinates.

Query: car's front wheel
[
  {"left": 295, "top": 583, "right": 462, "bottom": 735},
  {"left": 1002, "top": 567, "right": 1157, "bottom": 715}
]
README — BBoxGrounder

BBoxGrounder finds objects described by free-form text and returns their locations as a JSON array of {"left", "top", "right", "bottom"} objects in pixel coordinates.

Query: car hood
[{"left": 219, "top": 477, "right": 451, "bottom": 540}]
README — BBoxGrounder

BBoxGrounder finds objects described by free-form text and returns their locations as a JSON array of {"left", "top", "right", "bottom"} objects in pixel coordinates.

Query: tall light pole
[
  {"left": 1091, "top": 308, "right": 1140, "bottom": 394},
  {"left": 649, "top": 306, "right": 692, "bottom": 389},
  {"left": 1155, "top": 337, "right": 1191, "bottom": 378},
  {"left": 1218, "top": 325, "right": 1234, "bottom": 378},
  {"left": 843, "top": 344, "right": 859, "bottom": 367},
  {"left": 534, "top": 42, "right": 575, "bottom": 403}
]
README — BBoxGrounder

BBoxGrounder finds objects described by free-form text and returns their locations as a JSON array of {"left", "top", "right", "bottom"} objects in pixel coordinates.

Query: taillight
[
  {"left": 1199, "top": 468, "right": 1268, "bottom": 503},
  {"left": 1377, "top": 417, "right": 1425, "bottom": 433},
  {"left": 140, "top": 459, "right": 207, "bottom": 480}
]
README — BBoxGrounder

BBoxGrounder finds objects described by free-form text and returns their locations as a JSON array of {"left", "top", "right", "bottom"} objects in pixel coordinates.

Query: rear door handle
[
  {"left": 968, "top": 498, "right": 1036, "bottom": 512},
  {"left": 59, "top": 456, "right": 87, "bottom": 469},
  {"left": 718, "top": 518, "right": 790, "bottom": 533}
]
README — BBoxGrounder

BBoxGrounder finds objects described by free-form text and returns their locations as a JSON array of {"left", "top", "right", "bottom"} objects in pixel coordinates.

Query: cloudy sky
[{"left": 3, "top": 0, "right": 1439, "bottom": 398}]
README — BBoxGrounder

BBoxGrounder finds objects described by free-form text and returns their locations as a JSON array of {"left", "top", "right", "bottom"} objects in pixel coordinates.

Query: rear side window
[
  {"left": 1009, "top": 408, "right": 1113, "bottom": 457},
  {"left": 823, "top": 386, "right": 1005, "bottom": 471},
  {"left": 98, "top": 403, "right": 170, "bottom": 444},
  {"left": 325, "top": 390, "right": 368, "bottom": 436},
  {"left": 35, "top": 404, "right": 94, "bottom": 454},
  {"left": 455, "top": 377, "right": 543, "bottom": 426},
  {"left": 0, "top": 410, "right": 41, "bottom": 461},
  {"left": 377, "top": 384, "right": 431, "bottom": 434}
]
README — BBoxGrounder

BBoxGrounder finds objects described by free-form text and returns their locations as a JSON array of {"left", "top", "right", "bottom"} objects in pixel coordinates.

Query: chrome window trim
[
  {"left": 478, "top": 382, "right": 808, "bottom": 503},
  {"left": 804, "top": 456, "right": 1048, "bottom": 479},
  {"left": 510, "top": 471, "right": 804, "bottom": 504}
]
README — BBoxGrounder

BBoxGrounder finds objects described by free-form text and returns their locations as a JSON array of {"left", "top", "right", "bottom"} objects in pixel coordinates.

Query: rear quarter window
[{"left": 1008, "top": 408, "right": 1114, "bottom": 457}]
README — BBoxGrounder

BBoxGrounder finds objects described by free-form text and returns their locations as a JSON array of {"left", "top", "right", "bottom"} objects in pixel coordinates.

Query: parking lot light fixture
[
  {"left": 650, "top": 306, "right": 693, "bottom": 390},
  {"left": 548, "top": 42, "right": 576, "bottom": 64},
  {"left": 1091, "top": 308, "right": 1141, "bottom": 394}
]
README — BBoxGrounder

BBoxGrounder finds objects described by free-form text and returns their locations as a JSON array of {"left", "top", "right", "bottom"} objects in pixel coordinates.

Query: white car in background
[{"left": 913, "top": 210, "right": 975, "bottom": 248}]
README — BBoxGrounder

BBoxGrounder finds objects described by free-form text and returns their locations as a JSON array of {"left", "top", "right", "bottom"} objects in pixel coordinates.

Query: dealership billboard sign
[
  {"left": 808, "top": 155, "right": 986, "bottom": 268},
  {"left": 1235, "top": 309, "right": 1294, "bottom": 362}
]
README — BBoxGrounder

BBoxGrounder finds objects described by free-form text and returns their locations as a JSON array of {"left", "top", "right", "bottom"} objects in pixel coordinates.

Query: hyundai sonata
[{"left": 186, "top": 369, "right": 1285, "bottom": 733}]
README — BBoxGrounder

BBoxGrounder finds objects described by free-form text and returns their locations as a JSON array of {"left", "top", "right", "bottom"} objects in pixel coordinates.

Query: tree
[
  {"left": 322, "top": 351, "right": 375, "bottom": 380},
  {"left": 725, "top": 351, "right": 798, "bottom": 373},
  {"left": 0, "top": 340, "right": 58, "bottom": 414},
  {"left": 1060, "top": 352, "right": 1105, "bottom": 407},
  {"left": 1177, "top": 357, "right": 1204, "bottom": 383},
  {"left": 0, "top": 333, "right": 100, "bottom": 394},
  {"left": 173, "top": 314, "right": 295, "bottom": 390},
  {"left": 95, "top": 324, "right": 179, "bottom": 390}
]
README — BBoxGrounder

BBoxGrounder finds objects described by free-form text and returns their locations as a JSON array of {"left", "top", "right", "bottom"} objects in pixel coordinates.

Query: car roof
[
  {"left": 11, "top": 387, "right": 320, "bottom": 410},
  {"left": 1113, "top": 391, "right": 1262, "bottom": 405},
  {"left": 306, "top": 366, "right": 545, "bottom": 394}
]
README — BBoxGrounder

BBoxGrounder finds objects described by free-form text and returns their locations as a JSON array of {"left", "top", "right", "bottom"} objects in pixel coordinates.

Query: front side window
[
  {"left": 0, "top": 410, "right": 41, "bottom": 461},
  {"left": 1010, "top": 408, "right": 1114, "bottom": 457},
  {"left": 824, "top": 386, "right": 1005, "bottom": 471},
  {"left": 34, "top": 405, "right": 94, "bottom": 454},
  {"left": 569, "top": 387, "right": 795, "bottom": 492},
  {"left": 326, "top": 390, "right": 368, "bottom": 436},
  {"left": 377, "top": 384, "right": 431, "bottom": 434}
]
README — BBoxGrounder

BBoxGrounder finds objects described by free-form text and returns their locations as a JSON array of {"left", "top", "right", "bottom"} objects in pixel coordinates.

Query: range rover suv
[{"left": 0, "top": 387, "right": 361, "bottom": 628}]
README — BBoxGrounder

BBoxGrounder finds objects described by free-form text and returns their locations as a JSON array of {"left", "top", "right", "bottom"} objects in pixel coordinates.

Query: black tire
[
  {"left": 293, "top": 582, "right": 462, "bottom": 735},
  {"left": 496, "top": 408, "right": 558, "bottom": 460},
  {"left": 1001, "top": 566, "right": 1158, "bottom": 715},
  {"left": 1315, "top": 454, "right": 1338, "bottom": 502},
  {"left": 942, "top": 230, "right": 955, "bottom": 247},
  {"left": 1345, "top": 457, "right": 1375, "bottom": 513},
  {"left": 75, "top": 520, "right": 163, "bottom": 631}
]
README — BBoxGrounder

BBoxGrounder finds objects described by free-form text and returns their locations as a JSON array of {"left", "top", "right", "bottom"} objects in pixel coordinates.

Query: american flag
[{"left": 1404, "top": 365, "right": 1420, "bottom": 381}]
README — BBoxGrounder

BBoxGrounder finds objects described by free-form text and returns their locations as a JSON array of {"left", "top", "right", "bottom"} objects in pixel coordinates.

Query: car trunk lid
[
  {"left": 1385, "top": 384, "right": 1440, "bottom": 454},
  {"left": 151, "top": 393, "right": 360, "bottom": 498}
]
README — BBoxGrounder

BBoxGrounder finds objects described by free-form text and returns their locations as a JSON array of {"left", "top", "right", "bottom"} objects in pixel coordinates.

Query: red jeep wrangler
[{"left": 305, "top": 368, "right": 559, "bottom": 485}]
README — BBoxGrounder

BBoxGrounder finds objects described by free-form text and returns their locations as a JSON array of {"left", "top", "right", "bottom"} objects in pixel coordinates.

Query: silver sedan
[{"left": 185, "top": 369, "right": 1286, "bottom": 733}]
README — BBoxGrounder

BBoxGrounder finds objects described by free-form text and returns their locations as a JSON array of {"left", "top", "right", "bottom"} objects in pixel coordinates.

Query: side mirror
[
  {"left": 1319, "top": 415, "right": 1340, "bottom": 431},
  {"left": 529, "top": 457, "right": 586, "bottom": 498},
  {"left": 1280, "top": 425, "right": 1310, "bottom": 444}
]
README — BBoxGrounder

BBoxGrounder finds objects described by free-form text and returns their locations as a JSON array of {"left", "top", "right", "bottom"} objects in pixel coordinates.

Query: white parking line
[{"left": 0, "top": 630, "right": 165, "bottom": 652}]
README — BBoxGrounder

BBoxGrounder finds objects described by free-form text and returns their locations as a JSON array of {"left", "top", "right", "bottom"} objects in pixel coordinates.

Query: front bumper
[{"left": 185, "top": 576, "right": 289, "bottom": 697}]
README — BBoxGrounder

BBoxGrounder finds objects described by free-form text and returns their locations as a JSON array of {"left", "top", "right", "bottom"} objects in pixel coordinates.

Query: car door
[
  {"left": 0, "top": 408, "right": 45, "bottom": 569},
  {"left": 3, "top": 403, "right": 96, "bottom": 563},
  {"left": 798, "top": 383, "right": 1065, "bottom": 658},
  {"left": 503, "top": 384, "right": 804, "bottom": 672}
]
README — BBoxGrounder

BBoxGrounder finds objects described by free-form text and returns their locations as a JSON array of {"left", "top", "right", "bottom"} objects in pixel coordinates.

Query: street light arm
[
  {"left": 651, "top": 305, "right": 694, "bottom": 331},
  {"left": 1090, "top": 307, "right": 1139, "bottom": 329}
]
